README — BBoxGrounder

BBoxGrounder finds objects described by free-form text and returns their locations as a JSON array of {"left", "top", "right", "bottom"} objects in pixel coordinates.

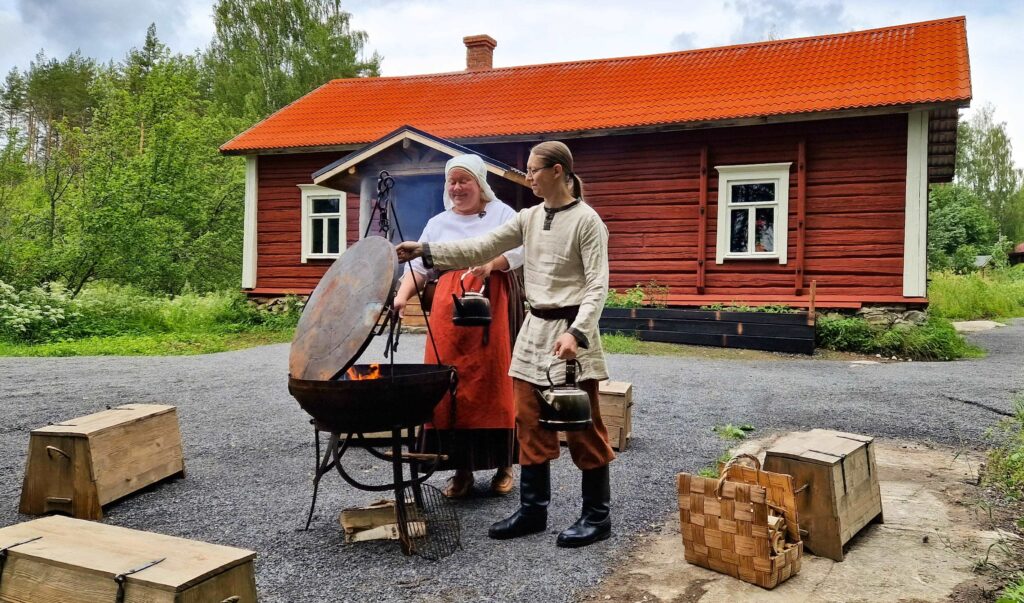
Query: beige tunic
[{"left": 424, "top": 200, "right": 609, "bottom": 386}]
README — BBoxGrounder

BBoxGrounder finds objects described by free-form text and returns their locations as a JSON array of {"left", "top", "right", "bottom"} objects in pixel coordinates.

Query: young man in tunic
[{"left": 397, "top": 141, "right": 616, "bottom": 548}]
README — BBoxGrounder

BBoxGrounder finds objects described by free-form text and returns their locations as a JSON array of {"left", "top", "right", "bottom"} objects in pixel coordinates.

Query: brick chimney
[{"left": 464, "top": 35, "right": 497, "bottom": 71}]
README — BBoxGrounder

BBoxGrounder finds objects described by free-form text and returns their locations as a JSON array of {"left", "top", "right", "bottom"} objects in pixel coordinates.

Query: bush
[
  {"left": 64, "top": 285, "right": 262, "bottom": 337},
  {"left": 700, "top": 303, "right": 799, "bottom": 314},
  {"left": 929, "top": 267, "right": 1024, "bottom": 320},
  {"left": 816, "top": 313, "right": 978, "bottom": 360},
  {"left": 0, "top": 280, "right": 78, "bottom": 342},
  {"left": 606, "top": 280, "right": 669, "bottom": 308},
  {"left": 605, "top": 285, "right": 644, "bottom": 308},
  {"left": 0, "top": 281, "right": 297, "bottom": 345}
]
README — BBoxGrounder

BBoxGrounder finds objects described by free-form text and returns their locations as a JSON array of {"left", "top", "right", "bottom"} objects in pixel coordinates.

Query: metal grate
[{"left": 397, "top": 483, "right": 461, "bottom": 560}]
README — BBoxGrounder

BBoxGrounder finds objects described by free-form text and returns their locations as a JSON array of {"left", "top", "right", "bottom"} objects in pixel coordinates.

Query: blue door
[{"left": 390, "top": 174, "right": 445, "bottom": 243}]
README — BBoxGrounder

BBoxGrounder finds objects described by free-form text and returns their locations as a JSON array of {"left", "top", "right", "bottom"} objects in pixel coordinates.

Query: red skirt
[
  {"left": 420, "top": 269, "right": 519, "bottom": 471},
  {"left": 424, "top": 270, "right": 516, "bottom": 430}
]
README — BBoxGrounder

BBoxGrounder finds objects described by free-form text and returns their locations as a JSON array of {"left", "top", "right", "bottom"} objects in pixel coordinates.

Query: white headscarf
[{"left": 442, "top": 154, "right": 498, "bottom": 210}]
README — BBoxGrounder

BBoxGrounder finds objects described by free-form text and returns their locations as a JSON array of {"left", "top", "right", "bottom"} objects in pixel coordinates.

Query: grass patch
[
  {"left": 713, "top": 424, "right": 755, "bottom": 440},
  {"left": 1000, "top": 574, "right": 1024, "bottom": 603},
  {"left": 599, "top": 332, "right": 863, "bottom": 361},
  {"left": 601, "top": 332, "right": 643, "bottom": 354},
  {"left": 0, "top": 330, "right": 294, "bottom": 356},
  {"left": 929, "top": 266, "right": 1024, "bottom": 320},
  {"left": 816, "top": 314, "right": 983, "bottom": 360},
  {"left": 983, "top": 395, "right": 1024, "bottom": 601},
  {"left": 698, "top": 450, "right": 735, "bottom": 478},
  {"left": 984, "top": 395, "right": 1024, "bottom": 499}
]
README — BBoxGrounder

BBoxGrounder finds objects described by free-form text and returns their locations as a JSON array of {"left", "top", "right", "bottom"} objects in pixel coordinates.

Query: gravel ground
[{"left": 1, "top": 320, "right": 1021, "bottom": 602}]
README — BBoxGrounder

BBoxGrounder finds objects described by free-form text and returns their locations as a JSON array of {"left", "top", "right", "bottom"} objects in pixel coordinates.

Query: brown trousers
[{"left": 513, "top": 378, "right": 616, "bottom": 470}]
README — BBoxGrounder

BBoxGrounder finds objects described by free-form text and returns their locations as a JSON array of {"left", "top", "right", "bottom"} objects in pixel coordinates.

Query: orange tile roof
[{"left": 221, "top": 16, "right": 971, "bottom": 153}]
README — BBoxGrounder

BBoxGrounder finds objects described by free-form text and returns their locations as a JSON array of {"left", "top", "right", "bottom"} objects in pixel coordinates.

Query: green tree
[
  {"left": 204, "top": 0, "right": 381, "bottom": 119},
  {"left": 1, "top": 68, "right": 28, "bottom": 134},
  {"left": 125, "top": 24, "right": 167, "bottom": 97},
  {"left": 63, "top": 43, "right": 246, "bottom": 294},
  {"left": 955, "top": 104, "right": 1024, "bottom": 240},
  {"left": 0, "top": 133, "right": 30, "bottom": 282},
  {"left": 928, "top": 184, "right": 998, "bottom": 271}
]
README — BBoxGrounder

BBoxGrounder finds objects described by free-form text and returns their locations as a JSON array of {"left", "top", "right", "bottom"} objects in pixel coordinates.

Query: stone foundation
[
  {"left": 853, "top": 305, "right": 928, "bottom": 329},
  {"left": 248, "top": 295, "right": 308, "bottom": 313}
]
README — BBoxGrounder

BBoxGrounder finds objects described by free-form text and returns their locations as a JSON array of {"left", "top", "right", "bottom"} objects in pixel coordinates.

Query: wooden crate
[
  {"left": 0, "top": 516, "right": 256, "bottom": 602},
  {"left": 763, "top": 429, "right": 884, "bottom": 561},
  {"left": 560, "top": 380, "right": 632, "bottom": 451},
  {"left": 20, "top": 404, "right": 185, "bottom": 520}
]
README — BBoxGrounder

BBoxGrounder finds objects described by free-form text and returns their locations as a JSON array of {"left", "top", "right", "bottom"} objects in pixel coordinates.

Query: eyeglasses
[{"left": 525, "top": 166, "right": 552, "bottom": 177}]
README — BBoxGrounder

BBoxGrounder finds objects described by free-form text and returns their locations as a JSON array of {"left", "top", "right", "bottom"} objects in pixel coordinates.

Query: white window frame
[
  {"left": 298, "top": 184, "right": 346, "bottom": 262},
  {"left": 715, "top": 163, "right": 792, "bottom": 264}
]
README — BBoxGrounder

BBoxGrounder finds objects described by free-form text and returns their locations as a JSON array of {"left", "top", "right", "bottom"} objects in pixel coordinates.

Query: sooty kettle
[
  {"left": 451, "top": 270, "right": 492, "bottom": 327},
  {"left": 535, "top": 358, "right": 593, "bottom": 431}
]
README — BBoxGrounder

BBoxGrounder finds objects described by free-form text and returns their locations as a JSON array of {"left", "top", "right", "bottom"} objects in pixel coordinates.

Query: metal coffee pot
[
  {"left": 535, "top": 359, "right": 593, "bottom": 431},
  {"left": 451, "top": 271, "right": 492, "bottom": 326}
]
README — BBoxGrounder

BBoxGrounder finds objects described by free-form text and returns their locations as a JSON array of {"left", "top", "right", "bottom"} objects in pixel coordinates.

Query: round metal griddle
[{"left": 288, "top": 236, "right": 400, "bottom": 381}]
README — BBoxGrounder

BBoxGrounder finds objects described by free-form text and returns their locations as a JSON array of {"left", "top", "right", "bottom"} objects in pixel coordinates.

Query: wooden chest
[
  {"left": 763, "top": 429, "right": 884, "bottom": 561},
  {"left": 0, "top": 515, "right": 256, "bottom": 602},
  {"left": 561, "top": 380, "right": 633, "bottom": 451},
  {"left": 20, "top": 404, "right": 185, "bottom": 520}
]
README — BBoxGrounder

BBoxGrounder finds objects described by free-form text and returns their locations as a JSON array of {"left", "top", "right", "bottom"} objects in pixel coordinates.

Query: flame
[{"left": 345, "top": 363, "right": 382, "bottom": 380}]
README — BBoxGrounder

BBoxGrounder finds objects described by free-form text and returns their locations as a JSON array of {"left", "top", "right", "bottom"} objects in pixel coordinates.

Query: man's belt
[
  {"left": 529, "top": 305, "right": 589, "bottom": 349},
  {"left": 529, "top": 305, "right": 581, "bottom": 322}
]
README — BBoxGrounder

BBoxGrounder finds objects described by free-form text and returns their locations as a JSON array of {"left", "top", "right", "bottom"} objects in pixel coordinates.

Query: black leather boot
[
  {"left": 488, "top": 462, "right": 549, "bottom": 539},
  {"left": 556, "top": 464, "right": 611, "bottom": 548}
]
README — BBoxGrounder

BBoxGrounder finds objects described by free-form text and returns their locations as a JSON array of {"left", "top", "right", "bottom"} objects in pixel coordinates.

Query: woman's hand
[
  {"left": 468, "top": 262, "right": 492, "bottom": 280},
  {"left": 392, "top": 296, "right": 408, "bottom": 318},
  {"left": 552, "top": 332, "right": 578, "bottom": 360},
  {"left": 391, "top": 272, "right": 419, "bottom": 318},
  {"left": 396, "top": 242, "right": 423, "bottom": 263}
]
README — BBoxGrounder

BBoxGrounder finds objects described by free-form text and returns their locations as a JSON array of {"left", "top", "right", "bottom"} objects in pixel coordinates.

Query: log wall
[
  {"left": 250, "top": 114, "right": 912, "bottom": 304},
  {"left": 254, "top": 151, "right": 356, "bottom": 291},
  {"left": 570, "top": 114, "right": 909, "bottom": 299}
]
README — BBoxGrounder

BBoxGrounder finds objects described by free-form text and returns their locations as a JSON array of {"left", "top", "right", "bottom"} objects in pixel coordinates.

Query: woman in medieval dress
[
  {"left": 392, "top": 154, "right": 526, "bottom": 498},
  {"left": 396, "top": 141, "right": 616, "bottom": 548}
]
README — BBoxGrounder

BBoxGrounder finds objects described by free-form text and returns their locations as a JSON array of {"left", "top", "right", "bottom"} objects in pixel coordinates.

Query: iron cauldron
[{"left": 288, "top": 364, "right": 454, "bottom": 434}]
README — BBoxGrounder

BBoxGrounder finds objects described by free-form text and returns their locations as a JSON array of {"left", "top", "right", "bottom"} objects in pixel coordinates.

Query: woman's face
[
  {"left": 447, "top": 168, "right": 484, "bottom": 214},
  {"left": 525, "top": 153, "right": 561, "bottom": 200}
]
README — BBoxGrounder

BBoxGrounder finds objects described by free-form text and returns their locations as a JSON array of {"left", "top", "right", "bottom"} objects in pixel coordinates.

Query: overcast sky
[{"left": 1, "top": 0, "right": 1020, "bottom": 167}]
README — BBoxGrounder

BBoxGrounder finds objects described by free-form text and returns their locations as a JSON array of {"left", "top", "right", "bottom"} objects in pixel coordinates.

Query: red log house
[{"left": 220, "top": 17, "right": 971, "bottom": 311}]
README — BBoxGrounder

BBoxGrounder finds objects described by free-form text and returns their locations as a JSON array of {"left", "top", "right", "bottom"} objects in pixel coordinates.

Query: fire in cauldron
[
  {"left": 286, "top": 235, "right": 456, "bottom": 435},
  {"left": 343, "top": 363, "right": 382, "bottom": 380}
]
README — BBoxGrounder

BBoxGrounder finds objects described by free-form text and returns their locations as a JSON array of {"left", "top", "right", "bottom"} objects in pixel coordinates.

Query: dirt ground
[{"left": 587, "top": 437, "right": 1017, "bottom": 603}]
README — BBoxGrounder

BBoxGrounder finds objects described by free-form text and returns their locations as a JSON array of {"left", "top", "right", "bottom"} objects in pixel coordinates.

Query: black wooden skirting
[{"left": 600, "top": 307, "right": 816, "bottom": 355}]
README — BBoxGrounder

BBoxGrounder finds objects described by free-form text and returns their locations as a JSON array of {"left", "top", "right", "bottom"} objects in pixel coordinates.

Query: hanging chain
[{"left": 376, "top": 171, "right": 395, "bottom": 238}]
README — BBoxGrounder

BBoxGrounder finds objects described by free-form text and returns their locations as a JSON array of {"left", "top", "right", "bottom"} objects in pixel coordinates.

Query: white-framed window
[
  {"left": 298, "top": 184, "right": 346, "bottom": 262},
  {"left": 715, "top": 163, "right": 792, "bottom": 264}
]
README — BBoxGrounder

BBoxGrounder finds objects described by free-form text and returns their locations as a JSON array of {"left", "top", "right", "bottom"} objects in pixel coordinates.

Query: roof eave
[
  {"left": 454, "top": 101, "right": 972, "bottom": 145},
  {"left": 219, "top": 100, "right": 970, "bottom": 155}
]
